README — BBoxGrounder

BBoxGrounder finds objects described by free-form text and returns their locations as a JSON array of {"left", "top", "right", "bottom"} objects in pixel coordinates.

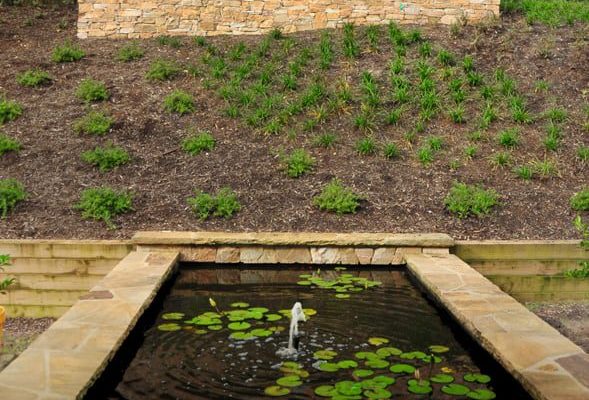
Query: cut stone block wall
[{"left": 77, "top": 0, "right": 500, "bottom": 39}]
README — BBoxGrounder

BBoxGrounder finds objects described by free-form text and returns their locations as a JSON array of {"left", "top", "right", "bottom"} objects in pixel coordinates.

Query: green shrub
[
  {"left": 74, "top": 111, "right": 113, "bottom": 135},
  {"left": 356, "top": 137, "right": 376, "bottom": 155},
  {"left": 313, "top": 178, "right": 361, "bottom": 214},
  {"left": 0, "top": 254, "right": 15, "bottom": 294},
  {"left": 182, "top": 132, "right": 215, "bottom": 155},
  {"left": 0, "top": 178, "right": 26, "bottom": 218},
  {"left": 571, "top": 188, "right": 589, "bottom": 211},
  {"left": 157, "top": 35, "right": 182, "bottom": 48},
  {"left": 17, "top": 69, "right": 52, "bottom": 87},
  {"left": 383, "top": 142, "right": 400, "bottom": 159},
  {"left": 76, "top": 79, "right": 109, "bottom": 103},
  {"left": 117, "top": 43, "right": 144, "bottom": 62},
  {"left": 75, "top": 187, "right": 133, "bottom": 229},
  {"left": 426, "top": 136, "right": 443, "bottom": 151},
  {"left": 284, "top": 149, "right": 315, "bottom": 178},
  {"left": 187, "top": 188, "right": 241, "bottom": 220},
  {"left": 514, "top": 165, "right": 534, "bottom": 180},
  {"left": 146, "top": 59, "right": 180, "bottom": 81},
  {"left": 51, "top": 41, "right": 85, "bottom": 63},
  {"left": 81, "top": 144, "right": 130, "bottom": 172},
  {"left": 438, "top": 49, "right": 455, "bottom": 66},
  {"left": 544, "top": 106, "right": 567, "bottom": 123},
  {"left": 497, "top": 128, "right": 519, "bottom": 148},
  {"left": 164, "top": 90, "right": 195, "bottom": 115},
  {"left": 0, "top": 133, "right": 21, "bottom": 156},
  {"left": 444, "top": 182, "right": 499, "bottom": 218},
  {"left": 532, "top": 159, "right": 558, "bottom": 177},
  {"left": 464, "top": 145, "right": 477, "bottom": 159},
  {"left": 578, "top": 146, "right": 589, "bottom": 163},
  {"left": 417, "top": 147, "right": 434, "bottom": 166},
  {"left": 491, "top": 151, "right": 511, "bottom": 167},
  {"left": 313, "top": 132, "right": 336, "bottom": 148},
  {"left": 0, "top": 98, "right": 23, "bottom": 124}
]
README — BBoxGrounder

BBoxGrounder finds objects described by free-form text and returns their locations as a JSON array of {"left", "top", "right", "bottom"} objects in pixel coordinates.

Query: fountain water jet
[{"left": 276, "top": 302, "right": 306, "bottom": 357}]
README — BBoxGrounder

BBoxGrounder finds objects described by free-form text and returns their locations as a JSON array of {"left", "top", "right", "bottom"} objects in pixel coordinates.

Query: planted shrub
[
  {"left": 570, "top": 188, "right": 589, "bottom": 211},
  {"left": 498, "top": 128, "right": 519, "bottom": 148},
  {"left": 449, "top": 105, "right": 465, "bottom": 123},
  {"left": 284, "top": 149, "right": 315, "bottom": 178},
  {"left": 417, "top": 147, "right": 434, "bottom": 166},
  {"left": 52, "top": 41, "right": 85, "bottom": 63},
  {"left": 0, "top": 178, "right": 26, "bottom": 218},
  {"left": 313, "top": 179, "right": 361, "bottom": 214},
  {"left": 426, "top": 136, "right": 443, "bottom": 151},
  {"left": 0, "top": 134, "right": 20, "bottom": 156},
  {"left": 81, "top": 144, "right": 130, "bottom": 172},
  {"left": 464, "top": 145, "right": 477, "bottom": 159},
  {"left": 383, "top": 142, "right": 400, "bottom": 159},
  {"left": 146, "top": 59, "right": 180, "bottom": 81},
  {"left": 76, "top": 79, "right": 109, "bottom": 103},
  {"left": 182, "top": 132, "right": 215, "bottom": 155},
  {"left": 187, "top": 188, "right": 241, "bottom": 220},
  {"left": 164, "top": 90, "right": 195, "bottom": 115},
  {"left": 0, "top": 98, "right": 23, "bottom": 124},
  {"left": 17, "top": 69, "right": 52, "bottom": 87},
  {"left": 117, "top": 43, "right": 144, "bottom": 62},
  {"left": 386, "top": 108, "right": 402, "bottom": 125},
  {"left": 578, "top": 146, "right": 589, "bottom": 163},
  {"left": 532, "top": 159, "right": 558, "bottom": 177},
  {"left": 343, "top": 22, "right": 360, "bottom": 59},
  {"left": 157, "top": 35, "right": 182, "bottom": 48},
  {"left": 491, "top": 151, "right": 511, "bottom": 168},
  {"left": 75, "top": 187, "right": 133, "bottom": 229},
  {"left": 313, "top": 132, "right": 336, "bottom": 148},
  {"left": 444, "top": 182, "right": 499, "bottom": 218},
  {"left": 544, "top": 107, "right": 567, "bottom": 123},
  {"left": 356, "top": 137, "right": 376, "bottom": 155},
  {"left": 438, "top": 49, "right": 455, "bottom": 66},
  {"left": 514, "top": 165, "right": 534, "bottom": 180},
  {"left": 74, "top": 111, "right": 113, "bottom": 135}
]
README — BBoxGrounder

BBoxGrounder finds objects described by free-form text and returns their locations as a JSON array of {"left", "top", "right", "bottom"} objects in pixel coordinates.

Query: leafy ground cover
[{"left": 0, "top": 5, "right": 587, "bottom": 239}]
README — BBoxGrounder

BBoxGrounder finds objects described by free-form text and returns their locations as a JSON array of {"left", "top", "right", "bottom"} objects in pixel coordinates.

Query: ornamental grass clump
[
  {"left": 313, "top": 179, "right": 361, "bottom": 214},
  {"left": 444, "top": 182, "right": 499, "bottom": 219},
  {"left": 76, "top": 79, "right": 109, "bottom": 103},
  {"left": 75, "top": 187, "right": 133, "bottom": 229},
  {"left": 571, "top": 188, "right": 589, "bottom": 211},
  {"left": 51, "top": 41, "right": 85, "bottom": 63},
  {"left": 283, "top": 149, "right": 315, "bottom": 178},
  {"left": 0, "top": 178, "right": 26, "bottom": 218},
  {"left": 81, "top": 144, "right": 130, "bottom": 172},
  {"left": 0, "top": 98, "right": 22, "bottom": 125},
  {"left": 164, "top": 90, "right": 195, "bottom": 115},
  {"left": 188, "top": 188, "right": 241, "bottom": 220},
  {"left": 0, "top": 134, "right": 21, "bottom": 156},
  {"left": 146, "top": 59, "right": 181, "bottom": 81},
  {"left": 182, "top": 132, "right": 215, "bottom": 155},
  {"left": 74, "top": 111, "right": 113, "bottom": 135},
  {"left": 17, "top": 69, "right": 52, "bottom": 87}
]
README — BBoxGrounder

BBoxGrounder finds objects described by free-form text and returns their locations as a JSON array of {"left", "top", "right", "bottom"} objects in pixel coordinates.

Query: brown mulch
[
  {"left": 0, "top": 5, "right": 588, "bottom": 240},
  {"left": 529, "top": 301, "right": 589, "bottom": 353}
]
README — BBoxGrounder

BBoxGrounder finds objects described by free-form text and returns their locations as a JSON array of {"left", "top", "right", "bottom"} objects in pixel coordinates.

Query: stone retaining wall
[{"left": 77, "top": 0, "right": 500, "bottom": 39}]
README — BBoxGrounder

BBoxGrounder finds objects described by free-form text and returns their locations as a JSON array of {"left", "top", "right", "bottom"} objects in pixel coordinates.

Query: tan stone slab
[
  {"left": 310, "top": 247, "right": 358, "bottom": 264},
  {"left": 215, "top": 246, "right": 240, "bottom": 263},
  {"left": 371, "top": 248, "right": 402, "bottom": 265}
]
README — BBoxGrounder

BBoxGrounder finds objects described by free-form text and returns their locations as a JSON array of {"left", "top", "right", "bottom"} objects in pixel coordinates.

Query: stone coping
[
  {"left": 132, "top": 231, "right": 454, "bottom": 247},
  {"left": 0, "top": 251, "right": 179, "bottom": 400},
  {"left": 405, "top": 253, "right": 589, "bottom": 400}
]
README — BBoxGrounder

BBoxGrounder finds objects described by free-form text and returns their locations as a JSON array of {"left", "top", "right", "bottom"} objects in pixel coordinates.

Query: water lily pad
[
  {"left": 364, "top": 388, "right": 392, "bottom": 399},
  {"left": 194, "top": 317, "right": 222, "bottom": 326},
  {"left": 297, "top": 280, "right": 313, "bottom": 286},
  {"left": 248, "top": 307, "right": 269, "bottom": 314},
  {"left": 207, "top": 325, "right": 222, "bottom": 331},
  {"left": 264, "top": 385, "right": 290, "bottom": 396},
  {"left": 281, "top": 361, "right": 302, "bottom": 370},
  {"left": 407, "top": 379, "right": 432, "bottom": 395},
  {"left": 251, "top": 328, "right": 272, "bottom": 337},
  {"left": 400, "top": 351, "right": 427, "bottom": 360},
  {"left": 389, "top": 363, "right": 415, "bottom": 374},
  {"left": 318, "top": 362, "right": 340, "bottom": 372},
  {"left": 314, "top": 385, "right": 337, "bottom": 397},
  {"left": 422, "top": 355, "right": 442, "bottom": 363},
  {"left": 157, "top": 323, "right": 181, "bottom": 332},
  {"left": 428, "top": 345, "right": 450, "bottom": 353},
  {"left": 162, "top": 312, "right": 185, "bottom": 320},
  {"left": 299, "top": 274, "right": 312, "bottom": 279},
  {"left": 314, "top": 350, "right": 338, "bottom": 360},
  {"left": 201, "top": 312, "right": 221, "bottom": 318},
  {"left": 365, "top": 359, "right": 389, "bottom": 369},
  {"left": 268, "top": 326, "right": 285, "bottom": 332},
  {"left": 368, "top": 337, "right": 390, "bottom": 346},
  {"left": 229, "top": 331, "right": 255, "bottom": 340},
  {"left": 431, "top": 374, "right": 454, "bottom": 384},
  {"left": 467, "top": 389, "right": 496, "bottom": 400},
  {"left": 441, "top": 383, "right": 470, "bottom": 396},
  {"left": 464, "top": 373, "right": 491, "bottom": 384},
  {"left": 230, "top": 302, "right": 249, "bottom": 308},
  {"left": 278, "top": 309, "right": 291, "bottom": 316},
  {"left": 265, "top": 313, "right": 282, "bottom": 322},
  {"left": 331, "top": 395, "right": 361, "bottom": 400},
  {"left": 303, "top": 308, "right": 317, "bottom": 316},
  {"left": 353, "top": 369, "right": 374, "bottom": 378},
  {"left": 373, "top": 376, "right": 395, "bottom": 386},
  {"left": 194, "top": 329, "right": 207, "bottom": 334},
  {"left": 335, "top": 294, "right": 350, "bottom": 299},
  {"left": 335, "top": 380, "right": 363, "bottom": 396},
  {"left": 376, "top": 347, "right": 403, "bottom": 357},
  {"left": 355, "top": 352, "right": 380, "bottom": 360},
  {"left": 276, "top": 375, "right": 302, "bottom": 387},
  {"left": 337, "top": 360, "right": 358, "bottom": 369},
  {"left": 228, "top": 322, "right": 251, "bottom": 331}
]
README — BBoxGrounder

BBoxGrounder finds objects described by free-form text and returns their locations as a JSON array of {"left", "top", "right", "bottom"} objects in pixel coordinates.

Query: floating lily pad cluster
[
  {"left": 297, "top": 267, "right": 382, "bottom": 299},
  {"left": 157, "top": 301, "right": 316, "bottom": 341},
  {"left": 265, "top": 361, "right": 310, "bottom": 397}
]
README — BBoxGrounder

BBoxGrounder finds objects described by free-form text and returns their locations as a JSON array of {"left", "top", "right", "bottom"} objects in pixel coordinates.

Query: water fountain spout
[{"left": 276, "top": 302, "right": 306, "bottom": 357}]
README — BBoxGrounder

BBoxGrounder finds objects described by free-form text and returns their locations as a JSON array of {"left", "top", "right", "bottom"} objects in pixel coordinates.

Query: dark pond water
[{"left": 88, "top": 265, "right": 530, "bottom": 400}]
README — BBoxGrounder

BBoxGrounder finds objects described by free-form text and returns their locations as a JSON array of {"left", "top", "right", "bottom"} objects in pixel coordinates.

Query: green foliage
[
  {"left": 164, "top": 90, "right": 195, "bottom": 115},
  {"left": 571, "top": 188, "right": 589, "bottom": 211},
  {"left": 0, "top": 254, "right": 15, "bottom": 294},
  {"left": 514, "top": 165, "right": 534, "bottom": 180},
  {"left": 438, "top": 49, "right": 455, "bottom": 66},
  {"left": 417, "top": 146, "right": 434, "bottom": 166},
  {"left": 74, "top": 111, "right": 113, "bottom": 135},
  {"left": 383, "top": 142, "right": 400, "bottom": 159},
  {"left": 462, "top": 55, "right": 474, "bottom": 72},
  {"left": 544, "top": 123, "right": 561, "bottom": 151},
  {"left": 0, "top": 98, "right": 23, "bottom": 124},
  {"left": 182, "top": 131, "right": 215, "bottom": 155},
  {"left": 157, "top": 35, "right": 182, "bottom": 48},
  {"left": 491, "top": 151, "right": 511, "bottom": 167},
  {"left": 365, "top": 25, "right": 380, "bottom": 50},
  {"left": 313, "top": 132, "right": 336, "bottom": 148},
  {"left": 532, "top": 159, "right": 558, "bottom": 177},
  {"left": 419, "top": 41, "right": 432, "bottom": 57},
  {"left": 269, "top": 27, "right": 283, "bottom": 40},
  {"left": 17, "top": 69, "right": 52, "bottom": 87},
  {"left": 76, "top": 79, "right": 109, "bottom": 103},
  {"left": 449, "top": 105, "right": 465, "bottom": 123},
  {"left": 498, "top": 128, "right": 519, "bottom": 148},
  {"left": 578, "top": 146, "right": 589, "bottom": 163},
  {"left": 500, "top": 0, "right": 589, "bottom": 26},
  {"left": 0, "top": 133, "right": 20, "bottom": 156},
  {"left": 426, "top": 136, "right": 443, "bottom": 151},
  {"left": 117, "top": 43, "right": 144, "bottom": 62},
  {"left": 319, "top": 31, "right": 334, "bottom": 70},
  {"left": 51, "top": 41, "right": 85, "bottom": 63},
  {"left": 386, "top": 108, "right": 402, "bottom": 125},
  {"left": 444, "top": 182, "right": 499, "bottom": 218},
  {"left": 509, "top": 96, "right": 532, "bottom": 123},
  {"left": 573, "top": 215, "right": 589, "bottom": 249},
  {"left": 343, "top": 22, "right": 360, "bottom": 58},
  {"left": 544, "top": 106, "right": 567, "bottom": 123},
  {"left": 187, "top": 188, "right": 241, "bottom": 220},
  {"left": 563, "top": 262, "right": 589, "bottom": 278},
  {"left": 0, "top": 178, "right": 26, "bottom": 218},
  {"left": 81, "top": 144, "right": 130, "bottom": 172},
  {"left": 313, "top": 179, "right": 361, "bottom": 214},
  {"left": 356, "top": 137, "right": 376, "bottom": 155},
  {"left": 194, "top": 36, "right": 207, "bottom": 47},
  {"left": 75, "top": 187, "right": 133, "bottom": 229},
  {"left": 283, "top": 149, "right": 315, "bottom": 178},
  {"left": 464, "top": 145, "right": 477, "bottom": 159},
  {"left": 146, "top": 59, "right": 180, "bottom": 81}
]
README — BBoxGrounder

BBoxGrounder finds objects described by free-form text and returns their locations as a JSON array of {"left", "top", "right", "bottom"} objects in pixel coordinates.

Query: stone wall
[{"left": 77, "top": 0, "right": 500, "bottom": 39}]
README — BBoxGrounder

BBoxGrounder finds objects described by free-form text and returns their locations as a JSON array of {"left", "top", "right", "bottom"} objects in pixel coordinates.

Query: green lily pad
[
  {"left": 303, "top": 308, "right": 317, "bottom": 316},
  {"left": 335, "top": 293, "right": 350, "bottom": 299},
  {"left": 376, "top": 347, "right": 403, "bottom": 357},
  {"left": 194, "top": 329, "right": 207, "bottom": 334},
  {"left": 352, "top": 369, "right": 374, "bottom": 378},
  {"left": 265, "top": 313, "right": 282, "bottom": 322},
  {"left": 207, "top": 324, "right": 222, "bottom": 331},
  {"left": 229, "top": 331, "right": 255, "bottom": 340},
  {"left": 389, "top": 364, "right": 415, "bottom": 374},
  {"left": 230, "top": 302, "right": 249, "bottom": 308},
  {"left": 428, "top": 345, "right": 450, "bottom": 353},
  {"left": 355, "top": 351, "right": 380, "bottom": 360},
  {"left": 431, "top": 374, "right": 454, "bottom": 384},
  {"left": 297, "top": 280, "right": 313, "bottom": 286},
  {"left": 365, "top": 359, "right": 389, "bottom": 369},
  {"left": 373, "top": 376, "right": 395, "bottom": 386},
  {"left": 278, "top": 309, "right": 291, "bottom": 316},
  {"left": 467, "top": 389, "right": 496, "bottom": 400},
  {"left": 400, "top": 351, "right": 427, "bottom": 360},
  {"left": 201, "top": 312, "right": 221, "bottom": 318},
  {"left": 314, "top": 385, "right": 337, "bottom": 397},
  {"left": 422, "top": 355, "right": 442, "bottom": 363},
  {"left": 264, "top": 385, "right": 290, "bottom": 396},
  {"left": 248, "top": 307, "right": 269, "bottom": 314},
  {"left": 281, "top": 361, "right": 302, "bottom": 370},
  {"left": 364, "top": 388, "right": 392, "bottom": 399},
  {"left": 407, "top": 379, "right": 432, "bottom": 395},
  {"left": 276, "top": 375, "right": 302, "bottom": 387},
  {"left": 157, "top": 323, "right": 181, "bottom": 331},
  {"left": 162, "top": 312, "right": 185, "bottom": 320},
  {"left": 464, "top": 373, "right": 491, "bottom": 384},
  {"left": 268, "top": 326, "right": 285, "bottom": 332},
  {"left": 335, "top": 380, "right": 363, "bottom": 396},
  {"left": 228, "top": 322, "right": 251, "bottom": 331},
  {"left": 193, "top": 317, "right": 222, "bottom": 326},
  {"left": 337, "top": 360, "right": 358, "bottom": 369},
  {"left": 441, "top": 383, "right": 470, "bottom": 396},
  {"left": 368, "top": 337, "right": 390, "bottom": 346},
  {"left": 314, "top": 349, "right": 338, "bottom": 360},
  {"left": 251, "top": 328, "right": 272, "bottom": 337},
  {"left": 299, "top": 274, "right": 312, "bottom": 279},
  {"left": 318, "top": 362, "right": 340, "bottom": 372}
]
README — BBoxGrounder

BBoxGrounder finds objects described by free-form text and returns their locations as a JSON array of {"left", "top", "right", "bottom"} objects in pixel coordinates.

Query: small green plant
[
  {"left": 164, "top": 90, "right": 195, "bottom": 115},
  {"left": 51, "top": 41, "right": 85, "bottom": 63},
  {"left": 74, "top": 111, "right": 113, "bottom": 135},
  {"left": 343, "top": 22, "right": 360, "bottom": 58},
  {"left": 355, "top": 136, "right": 376, "bottom": 156},
  {"left": 544, "top": 123, "right": 560, "bottom": 151},
  {"left": 187, "top": 188, "right": 241, "bottom": 220},
  {"left": 498, "top": 128, "right": 519, "bottom": 148},
  {"left": 532, "top": 159, "right": 558, "bottom": 177},
  {"left": 283, "top": 149, "right": 315, "bottom": 178},
  {"left": 0, "top": 98, "right": 23, "bottom": 124},
  {"left": 0, "top": 134, "right": 20, "bottom": 156},
  {"left": 313, "top": 178, "right": 361, "bottom": 214},
  {"left": 365, "top": 25, "right": 380, "bottom": 50},
  {"left": 578, "top": 146, "right": 589, "bottom": 163},
  {"left": 417, "top": 146, "right": 434, "bottom": 166},
  {"left": 462, "top": 55, "right": 474, "bottom": 72},
  {"left": 509, "top": 96, "right": 532, "bottom": 123},
  {"left": 426, "top": 136, "right": 443, "bottom": 151},
  {"left": 534, "top": 80, "right": 550, "bottom": 92},
  {"left": 514, "top": 165, "right": 534, "bottom": 180},
  {"left": 194, "top": 36, "right": 207, "bottom": 47},
  {"left": 269, "top": 27, "right": 283, "bottom": 40},
  {"left": 480, "top": 86, "right": 494, "bottom": 101},
  {"left": 76, "top": 79, "right": 109, "bottom": 103},
  {"left": 383, "top": 142, "right": 400, "bottom": 159},
  {"left": 313, "top": 132, "right": 336, "bottom": 148},
  {"left": 0, "top": 254, "right": 15, "bottom": 294},
  {"left": 574, "top": 215, "right": 589, "bottom": 249},
  {"left": 157, "top": 35, "right": 182, "bottom": 48},
  {"left": 449, "top": 105, "right": 465, "bottom": 123},
  {"left": 466, "top": 71, "right": 483, "bottom": 87},
  {"left": 81, "top": 144, "right": 130, "bottom": 172},
  {"left": 0, "top": 178, "right": 26, "bottom": 218},
  {"left": 469, "top": 130, "right": 483, "bottom": 142},
  {"left": 146, "top": 59, "right": 180, "bottom": 81},
  {"left": 544, "top": 107, "right": 567, "bottom": 123},
  {"left": 464, "top": 145, "right": 477, "bottom": 159},
  {"left": 75, "top": 187, "right": 133, "bottom": 229},
  {"left": 17, "top": 69, "right": 52, "bottom": 87},
  {"left": 118, "top": 43, "right": 144, "bottom": 62},
  {"left": 449, "top": 159, "right": 461, "bottom": 170},
  {"left": 563, "top": 263, "right": 589, "bottom": 279},
  {"left": 386, "top": 108, "right": 402, "bottom": 125},
  {"left": 571, "top": 188, "right": 589, "bottom": 211},
  {"left": 444, "top": 182, "right": 499, "bottom": 218},
  {"left": 319, "top": 31, "right": 334, "bottom": 70},
  {"left": 354, "top": 112, "right": 374, "bottom": 132},
  {"left": 182, "top": 131, "right": 215, "bottom": 155},
  {"left": 491, "top": 151, "right": 511, "bottom": 168},
  {"left": 480, "top": 103, "right": 497, "bottom": 129},
  {"left": 419, "top": 41, "right": 432, "bottom": 57},
  {"left": 438, "top": 49, "right": 455, "bottom": 66}
]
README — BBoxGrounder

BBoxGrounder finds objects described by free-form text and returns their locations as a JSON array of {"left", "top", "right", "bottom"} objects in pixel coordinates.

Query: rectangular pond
[{"left": 86, "top": 264, "right": 530, "bottom": 400}]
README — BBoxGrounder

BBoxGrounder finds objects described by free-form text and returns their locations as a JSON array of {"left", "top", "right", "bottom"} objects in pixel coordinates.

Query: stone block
[{"left": 216, "top": 247, "right": 240, "bottom": 263}]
